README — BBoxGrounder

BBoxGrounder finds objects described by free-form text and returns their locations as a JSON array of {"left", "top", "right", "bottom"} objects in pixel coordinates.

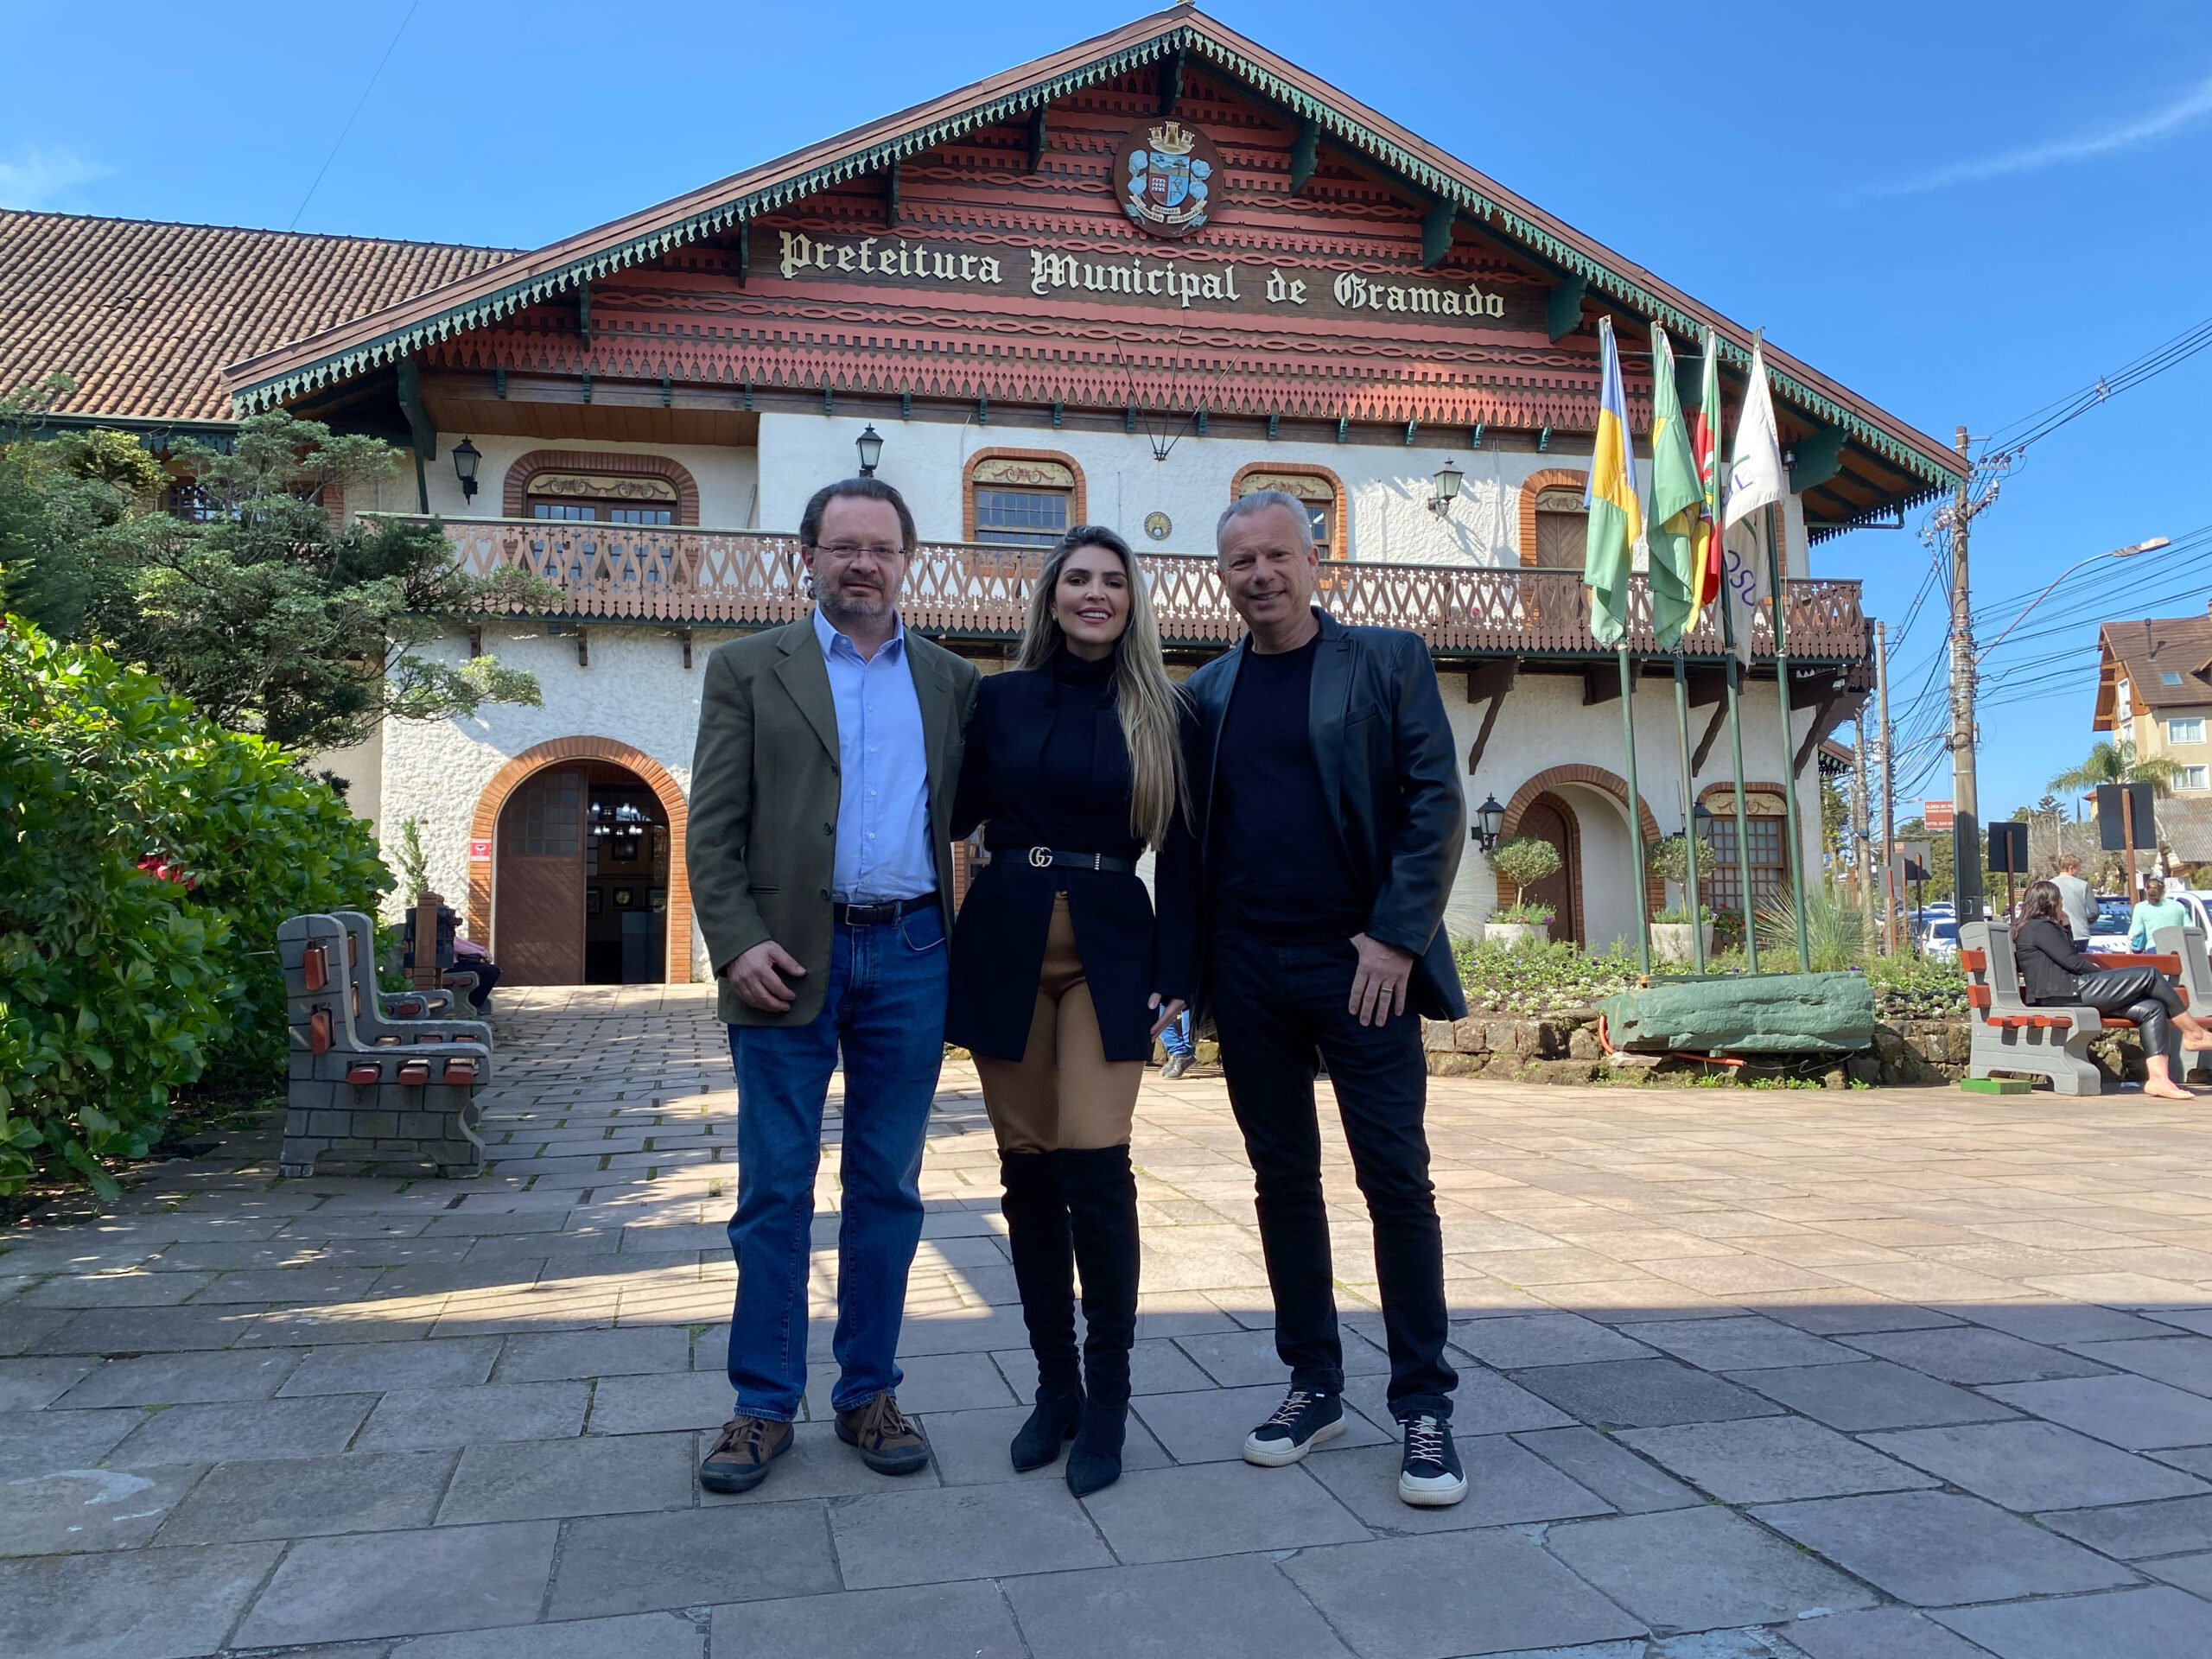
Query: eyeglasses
[{"left": 810, "top": 543, "right": 907, "bottom": 560}]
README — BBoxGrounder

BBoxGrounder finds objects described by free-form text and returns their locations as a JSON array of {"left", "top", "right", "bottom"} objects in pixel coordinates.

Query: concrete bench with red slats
[
  {"left": 277, "top": 912, "right": 493, "bottom": 1179},
  {"left": 1959, "top": 920, "right": 2184, "bottom": 1096}
]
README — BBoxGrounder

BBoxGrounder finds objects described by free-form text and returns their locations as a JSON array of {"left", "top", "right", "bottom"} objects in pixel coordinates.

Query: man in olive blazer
[{"left": 686, "top": 477, "right": 979, "bottom": 1496}]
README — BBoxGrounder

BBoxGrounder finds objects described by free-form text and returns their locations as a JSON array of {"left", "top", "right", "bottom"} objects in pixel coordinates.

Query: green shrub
[
  {"left": 0, "top": 617, "right": 389, "bottom": 1194},
  {"left": 1452, "top": 937, "right": 1643, "bottom": 1016},
  {"left": 1490, "top": 836, "right": 1562, "bottom": 899}
]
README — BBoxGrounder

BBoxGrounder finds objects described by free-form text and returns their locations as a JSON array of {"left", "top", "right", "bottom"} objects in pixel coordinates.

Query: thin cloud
[
  {"left": 0, "top": 146, "right": 111, "bottom": 209},
  {"left": 1866, "top": 70, "right": 2212, "bottom": 197}
]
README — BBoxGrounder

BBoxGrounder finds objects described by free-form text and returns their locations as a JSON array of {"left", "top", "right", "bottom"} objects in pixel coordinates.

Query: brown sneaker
[
  {"left": 699, "top": 1414, "right": 792, "bottom": 1493},
  {"left": 836, "top": 1391, "right": 931, "bottom": 1476}
]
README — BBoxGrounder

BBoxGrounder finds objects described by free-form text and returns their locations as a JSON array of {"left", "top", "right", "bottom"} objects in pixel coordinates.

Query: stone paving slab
[{"left": 9, "top": 983, "right": 2212, "bottom": 1656}]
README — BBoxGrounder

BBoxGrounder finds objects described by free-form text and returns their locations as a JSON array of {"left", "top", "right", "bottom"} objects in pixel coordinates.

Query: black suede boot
[
  {"left": 1060, "top": 1143, "right": 1140, "bottom": 1497},
  {"left": 1000, "top": 1149, "right": 1084, "bottom": 1471}
]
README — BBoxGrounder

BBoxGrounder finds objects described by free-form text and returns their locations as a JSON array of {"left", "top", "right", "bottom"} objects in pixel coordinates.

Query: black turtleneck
[{"left": 1039, "top": 648, "right": 1117, "bottom": 838}]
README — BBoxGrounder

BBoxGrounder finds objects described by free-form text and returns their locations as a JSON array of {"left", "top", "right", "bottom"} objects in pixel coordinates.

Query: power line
[
  {"left": 1980, "top": 312, "right": 2212, "bottom": 464},
  {"left": 286, "top": 0, "right": 422, "bottom": 232}
]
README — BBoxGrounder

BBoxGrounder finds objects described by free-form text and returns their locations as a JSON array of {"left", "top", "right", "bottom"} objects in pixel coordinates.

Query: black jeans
[
  {"left": 2070, "top": 967, "right": 2183, "bottom": 1058},
  {"left": 1210, "top": 928, "right": 1456, "bottom": 1420}
]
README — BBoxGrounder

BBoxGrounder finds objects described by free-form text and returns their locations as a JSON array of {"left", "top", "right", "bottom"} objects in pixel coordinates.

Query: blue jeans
[
  {"left": 725, "top": 905, "right": 947, "bottom": 1421},
  {"left": 1160, "top": 1009, "right": 1194, "bottom": 1059}
]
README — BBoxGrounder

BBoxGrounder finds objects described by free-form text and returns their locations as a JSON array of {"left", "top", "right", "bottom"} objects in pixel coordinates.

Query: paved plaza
[{"left": 5, "top": 988, "right": 2212, "bottom": 1657}]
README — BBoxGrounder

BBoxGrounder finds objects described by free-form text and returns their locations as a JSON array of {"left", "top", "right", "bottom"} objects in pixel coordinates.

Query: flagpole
[
  {"left": 1764, "top": 501, "right": 1812, "bottom": 971},
  {"left": 1671, "top": 650, "right": 1707, "bottom": 973},
  {"left": 1720, "top": 597, "right": 1760, "bottom": 974},
  {"left": 1619, "top": 643, "right": 1652, "bottom": 976}
]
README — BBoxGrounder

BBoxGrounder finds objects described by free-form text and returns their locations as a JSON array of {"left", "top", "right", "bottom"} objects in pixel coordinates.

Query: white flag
[{"left": 1718, "top": 340, "right": 1785, "bottom": 663}]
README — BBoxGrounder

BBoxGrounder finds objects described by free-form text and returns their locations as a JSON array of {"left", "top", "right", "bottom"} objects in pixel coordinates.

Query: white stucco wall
[
  {"left": 419, "top": 434, "right": 761, "bottom": 529},
  {"left": 1440, "top": 670, "right": 1821, "bottom": 951}
]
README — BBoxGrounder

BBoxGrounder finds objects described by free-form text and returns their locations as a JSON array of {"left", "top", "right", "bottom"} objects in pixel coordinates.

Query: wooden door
[
  {"left": 495, "top": 769, "right": 586, "bottom": 984},
  {"left": 1520, "top": 794, "right": 1580, "bottom": 944}
]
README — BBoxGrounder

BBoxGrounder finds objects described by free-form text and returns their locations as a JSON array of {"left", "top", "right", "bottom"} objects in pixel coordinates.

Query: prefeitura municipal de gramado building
[{"left": 0, "top": 5, "right": 1964, "bottom": 987}]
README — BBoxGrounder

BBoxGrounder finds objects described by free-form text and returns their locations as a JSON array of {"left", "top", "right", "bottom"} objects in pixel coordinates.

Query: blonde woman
[{"left": 947, "top": 524, "right": 1195, "bottom": 1495}]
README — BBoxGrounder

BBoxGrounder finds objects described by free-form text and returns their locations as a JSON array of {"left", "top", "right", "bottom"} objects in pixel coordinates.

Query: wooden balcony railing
[{"left": 409, "top": 517, "right": 1869, "bottom": 662}]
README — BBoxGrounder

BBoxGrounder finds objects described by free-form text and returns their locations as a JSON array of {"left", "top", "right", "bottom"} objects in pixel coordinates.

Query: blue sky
[{"left": 4, "top": 1, "right": 2208, "bottom": 821}]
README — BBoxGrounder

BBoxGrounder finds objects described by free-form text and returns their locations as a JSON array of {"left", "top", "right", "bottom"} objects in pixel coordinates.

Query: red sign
[
  {"left": 1923, "top": 800, "right": 1954, "bottom": 832},
  {"left": 467, "top": 840, "right": 493, "bottom": 861}
]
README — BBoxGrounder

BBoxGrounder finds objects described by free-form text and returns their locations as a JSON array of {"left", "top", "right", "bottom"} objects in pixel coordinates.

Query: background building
[{"left": 3, "top": 8, "right": 1963, "bottom": 983}]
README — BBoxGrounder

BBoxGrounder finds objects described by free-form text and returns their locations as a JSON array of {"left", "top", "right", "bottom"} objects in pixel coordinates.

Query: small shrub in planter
[{"left": 1490, "top": 836, "right": 1562, "bottom": 901}]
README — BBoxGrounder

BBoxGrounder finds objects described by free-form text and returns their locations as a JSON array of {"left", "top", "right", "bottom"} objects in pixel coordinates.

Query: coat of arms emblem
[{"left": 1115, "top": 119, "right": 1221, "bottom": 240}]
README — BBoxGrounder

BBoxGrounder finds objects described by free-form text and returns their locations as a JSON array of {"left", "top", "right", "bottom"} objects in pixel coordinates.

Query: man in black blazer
[{"left": 1175, "top": 490, "right": 1470, "bottom": 1508}]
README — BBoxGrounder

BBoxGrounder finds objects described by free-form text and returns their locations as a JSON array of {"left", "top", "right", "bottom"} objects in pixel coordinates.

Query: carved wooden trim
[
  {"left": 1230, "top": 461, "right": 1348, "bottom": 556},
  {"left": 501, "top": 448, "right": 701, "bottom": 524},
  {"left": 963, "top": 447, "right": 1087, "bottom": 541},
  {"left": 468, "top": 735, "right": 692, "bottom": 983},
  {"left": 1516, "top": 467, "right": 1590, "bottom": 568}
]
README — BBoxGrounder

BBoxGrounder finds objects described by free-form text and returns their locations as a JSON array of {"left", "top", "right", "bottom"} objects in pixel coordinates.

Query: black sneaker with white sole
[
  {"left": 1242, "top": 1389, "right": 1345, "bottom": 1465},
  {"left": 1397, "top": 1413, "right": 1467, "bottom": 1506}
]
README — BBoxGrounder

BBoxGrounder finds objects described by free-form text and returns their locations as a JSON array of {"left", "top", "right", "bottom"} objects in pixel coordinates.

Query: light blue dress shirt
[{"left": 813, "top": 607, "right": 936, "bottom": 903}]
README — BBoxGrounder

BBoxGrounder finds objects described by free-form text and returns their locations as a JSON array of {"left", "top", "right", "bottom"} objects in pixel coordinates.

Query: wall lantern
[
  {"left": 1693, "top": 801, "right": 1714, "bottom": 842},
  {"left": 855, "top": 424, "right": 884, "bottom": 477},
  {"left": 1427, "top": 456, "right": 1465, "bottom": 516},
  {"left": 1472, "top": 793, "right": 1507, "bottom": 851},
  {"left": 452, "top": 436, "right": 481, "bottom": 503}
]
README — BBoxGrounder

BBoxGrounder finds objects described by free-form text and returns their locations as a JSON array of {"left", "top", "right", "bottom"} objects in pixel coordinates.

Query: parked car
[
  {"left": 1920, "top": 918, "right": 1960, "bottom": 958},
  {"left": 2084, "top": 901, "right": 2135, "bottom": 955}
]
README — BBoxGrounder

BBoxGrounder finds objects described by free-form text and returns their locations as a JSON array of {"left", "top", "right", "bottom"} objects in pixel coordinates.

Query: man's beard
[{"left": 818, "top": 578, "right": 897, "bottom": 628}]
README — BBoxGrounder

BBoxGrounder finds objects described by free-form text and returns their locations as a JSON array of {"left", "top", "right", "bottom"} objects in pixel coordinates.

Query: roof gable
[{"left": 220, "top": 5, "right": 1961, "bottom": 510}]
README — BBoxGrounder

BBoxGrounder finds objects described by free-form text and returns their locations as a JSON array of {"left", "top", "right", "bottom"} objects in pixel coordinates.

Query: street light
[
  {"left": 1976, "top": 536, "right": 2169, "bottom": 664},
  {"left": 1471, "top": 793, "right": 1506, "bottom": 851},
  {"left": 1427, "top": 457, "right": 1465, "bottom": 516},
  {"left": 452, "top": 436, "right": 481, "bottom": 503},
  {"left": 855, "top": 425, "right": 884, "bottom": 477}
]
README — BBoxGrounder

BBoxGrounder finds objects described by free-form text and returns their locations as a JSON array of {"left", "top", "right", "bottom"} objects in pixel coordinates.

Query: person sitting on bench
[{"left": 2013, "top": 879, "right": 2212, "bottom": 1100}]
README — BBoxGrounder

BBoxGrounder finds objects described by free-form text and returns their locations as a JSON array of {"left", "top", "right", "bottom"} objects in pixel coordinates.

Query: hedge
[{"left": 1, "top": 616, "right": 390, "bottom": 1195}]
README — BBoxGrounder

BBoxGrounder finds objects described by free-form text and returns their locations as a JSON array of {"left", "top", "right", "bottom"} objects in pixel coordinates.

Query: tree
[
  {"left": 2048, "top": 740, "right": 2182, "bottom": 799},
  {"left": 2, "top": 401, "right": 556, "bottom": 753},
  {"left": 1491, "top": 836, "right": 1563, "bottom": 901}
]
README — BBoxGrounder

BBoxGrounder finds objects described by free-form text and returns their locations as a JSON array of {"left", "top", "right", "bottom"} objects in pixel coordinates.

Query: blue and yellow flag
[{"left": 1581, "top": 315, "right": 1643, "bottom": 646}]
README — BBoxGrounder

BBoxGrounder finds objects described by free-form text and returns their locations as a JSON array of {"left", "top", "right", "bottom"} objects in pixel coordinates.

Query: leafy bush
[
  {"left": 1490, "top": 836, "right": 1562, "bottom": 898},
  {"left": 1645, "top": 833, "right": 1691, "bottom": 891},
  {"left": 1452, "top": 937, "right": 1643, "bottom": 1016},
  {"left": 0, "top": 617, "right": 389, "bottom": 1195},
  {"left": 1488, "top": 903, "right": 1553, "bottom": 925},
  {"left": 1868, "top": 952, "right": 1967, "bottom": 1021}
]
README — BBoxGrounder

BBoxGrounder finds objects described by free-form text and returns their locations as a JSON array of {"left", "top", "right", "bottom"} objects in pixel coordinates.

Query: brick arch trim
[
  {"left": 502, "top": 449, "right": 701, "bottom": 524},
  {"left": 469, "top": 736, "right": 692, "bottom": 984},
  {"left": 1496, "top": 763, "right": 1664, "bottom": 913},
  {"left": 963, "top": 448, "right": 1087, "bottom": 539},
  {"left": 1516, "top": 467, "right": 1589, "bottom": 568},
  {"left": 1230, "top": 461, "right": 1349, "bottom": 556}
]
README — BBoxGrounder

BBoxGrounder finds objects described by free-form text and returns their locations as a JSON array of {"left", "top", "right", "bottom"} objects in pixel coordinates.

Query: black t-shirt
[{"left": 1209, "top": 635, "right": 1368, "bottom": 940}]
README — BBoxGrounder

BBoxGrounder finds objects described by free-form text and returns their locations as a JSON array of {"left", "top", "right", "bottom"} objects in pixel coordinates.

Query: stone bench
[
  {"left": 276, "top": 912, "right": 493, "bottom": 1179},
  {"left": 1959, "top": 920, "right": 2186, "bottom": 1095}
]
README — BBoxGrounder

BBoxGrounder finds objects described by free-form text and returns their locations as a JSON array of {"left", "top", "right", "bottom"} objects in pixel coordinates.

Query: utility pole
[
  {"left": 1853, "top": 713, "right": 1872, "bottom": 912},
  {"left": 1876, "top": 620, "right": 1897, "bottom": 955},
  {"left": 1948, "top": 424, "right": 1983, "bottom": 923}
]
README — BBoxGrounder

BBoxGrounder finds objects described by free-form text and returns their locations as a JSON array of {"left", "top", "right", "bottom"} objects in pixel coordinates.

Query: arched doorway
[
  {"left": 470, "top": 736, "right": 693, "bottom": 985},
  {"left": 493, "top": 760, "right": 676, "bottom": 985},
  {"left": 1517, "top": 793, "right": 1581, "bottom": 945}
]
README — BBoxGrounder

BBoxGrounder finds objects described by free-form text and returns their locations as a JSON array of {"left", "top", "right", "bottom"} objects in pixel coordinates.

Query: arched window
[
  {"left": 1516, "top": 468, "right": 1591, "bottom": 568},
  {"left": 967, "top": 454, "right": 1082, "bottom": 546},
  {"left": 1700, "top": 786, "right": 1789, "bottom": 915},
  {"left": 524, "top": 469, "right": 678, "bottom": 525},
  {"left": 1232, "top": 467, "right": 1343, "bottom": 560}
]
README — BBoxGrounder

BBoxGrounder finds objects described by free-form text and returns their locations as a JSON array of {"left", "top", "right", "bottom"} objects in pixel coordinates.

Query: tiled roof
[
  {"left": 0, "top": 211, "right": 516, "bottom": 424},
  {"left": 2160, "top": 799, "right": 2212, "bottom": 863},
  {"left": 2099, "top": 612, "right": 2212, "bottom": 720}
]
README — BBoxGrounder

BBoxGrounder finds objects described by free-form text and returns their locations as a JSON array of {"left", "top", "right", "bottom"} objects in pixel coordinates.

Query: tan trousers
[{"left": 976, "top": 894, "right": 1142, "bottom": 1153}]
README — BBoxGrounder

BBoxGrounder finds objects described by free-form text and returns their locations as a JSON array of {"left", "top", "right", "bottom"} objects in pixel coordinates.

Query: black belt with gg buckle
[{"left": 1012, "top": 847, "right": 1135, "bottom": 875}]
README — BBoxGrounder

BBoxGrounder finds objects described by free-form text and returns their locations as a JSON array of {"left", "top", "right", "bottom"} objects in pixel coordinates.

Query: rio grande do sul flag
[
  {"left": 1644, "top": 325, "right": 1703, "bottom": 651},
  {"left": 1687, "top": 327, "right": 1725, "bottom": 631},
  {"left": 1580, "top": 315, "right": 1643, "bottom": 647}
]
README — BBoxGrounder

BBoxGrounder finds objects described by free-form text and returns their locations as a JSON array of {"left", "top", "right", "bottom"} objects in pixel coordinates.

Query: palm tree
[{"left": 2048, "top": 739, "right": 2183, "bottom": 798}]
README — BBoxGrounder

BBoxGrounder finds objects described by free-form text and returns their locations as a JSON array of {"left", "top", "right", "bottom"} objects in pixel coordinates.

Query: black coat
[
  {"left": 945, "top": 657, "right": 1197, "bottom": 1063},
  {"left": 1166, "top": 608, "right": 1468, "bottom": 1022},
  {"left": 2015, "top": 917, "right": 2096, "bottom": 1004}
]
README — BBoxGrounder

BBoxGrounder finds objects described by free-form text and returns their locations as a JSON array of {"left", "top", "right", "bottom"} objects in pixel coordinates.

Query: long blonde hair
[{"left": 1015, "top": 525, "right": 1190, "bottom": 849}]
